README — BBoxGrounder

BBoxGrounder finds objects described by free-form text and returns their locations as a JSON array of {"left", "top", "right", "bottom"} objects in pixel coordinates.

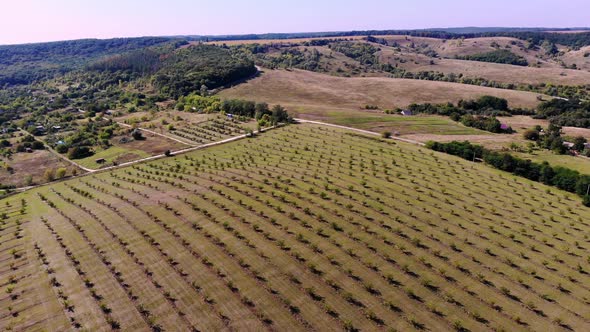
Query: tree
[
  {"left": 31, "top": 141, "right": 44, "bottom": 150},
  {"left": 55, "top": 144, "right": 68, "bottom": 154},
  {"left": 271, "top": 105, "right": 289, "bottom": 124},
  {"left": 164, "top": 150, "right": 172, "bottom": 157},
  {"left": 550, "top": 137, "right": 566, "bottom": 154},
  {"left": 523, "top": 129, "right": 540, "bottom": 141},
  {"left": 132, "top": 129, "right": 144, "bottom": 140},
  {"left": 573, "top": 136, "right": 587, "bottom": 151},
  {"left": 68, "top": 146, "right": 93, "bottom": 159},
  {"left": 381, "top": 131, "right": 392, "bottom": 138},
  {"left": 255, "top": 102, "right": 270, "bottom": 120},
  {"left": 200, "top": 84, "right": 209, "bottom": 96}
]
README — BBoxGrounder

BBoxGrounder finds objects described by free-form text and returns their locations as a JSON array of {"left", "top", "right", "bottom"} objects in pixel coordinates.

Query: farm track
[{"left": 1, "top": 123, "right": 590, "bottom": 331}]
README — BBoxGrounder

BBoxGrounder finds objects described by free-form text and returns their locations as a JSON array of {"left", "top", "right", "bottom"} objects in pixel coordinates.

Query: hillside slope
[
  {"left": 220, "top": 69, "right": 545, "bottom": 114},
  {"left": 2, "top": 123, "right": 589, "bottom": 331}
]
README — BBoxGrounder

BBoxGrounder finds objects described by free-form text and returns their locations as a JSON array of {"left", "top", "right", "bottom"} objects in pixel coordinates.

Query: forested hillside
[
  {"left": 0, "top": 37, "right": 172, "bottom": 86},
  {"left": 88, "top": 43, "right": 256, "bottom": 97}
]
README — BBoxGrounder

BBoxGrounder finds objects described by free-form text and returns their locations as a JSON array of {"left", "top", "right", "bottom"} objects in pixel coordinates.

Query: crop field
[
  {"left": 1, "top": 123, "right": 590, "bottom": 331},
  {"left": 167, "top": 117, "right": 251, "bottom": 145},
  {"left": 304, "top": 113, "right": 484, "bottom": 136},
  {"left": 511, "top": 150, "right": 590, "bottom": 175}
]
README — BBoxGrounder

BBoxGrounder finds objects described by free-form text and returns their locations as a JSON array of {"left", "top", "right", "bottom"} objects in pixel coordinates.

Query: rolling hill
[{"left": 220, "top": 68, "right": 545, "bottom": 115}]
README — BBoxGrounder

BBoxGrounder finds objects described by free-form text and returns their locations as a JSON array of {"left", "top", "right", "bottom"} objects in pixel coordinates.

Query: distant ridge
[{"left": 181, "top": 27, "right": 590, "bottom": 42}]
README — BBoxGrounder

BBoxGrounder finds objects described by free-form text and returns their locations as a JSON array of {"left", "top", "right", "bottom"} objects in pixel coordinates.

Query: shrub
[
  {"left": 44, "top": 169, "right": 55, "bottom": 182},
  {"left": 56, "top": 168, "right": 67, "bottom": 179},
  {"left": 523, "top": 129, "right": 540, "bottom": 141}
]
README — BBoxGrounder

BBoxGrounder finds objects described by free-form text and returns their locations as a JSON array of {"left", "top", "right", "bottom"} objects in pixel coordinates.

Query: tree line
[
  {"left": 194, "top": 29, "right": 590, "bottom": 48},
  {"left": 405, "top": 96, "right": 523, "bottom": 133},
  {"left": 176, "top": 94, "right": 292, "bottom": 125},
  {"left": 456, "top": 49, "right": 528, "bottom": 66},
  {"left": 535, "top": 99, "right": 590, "bottom": 128}
]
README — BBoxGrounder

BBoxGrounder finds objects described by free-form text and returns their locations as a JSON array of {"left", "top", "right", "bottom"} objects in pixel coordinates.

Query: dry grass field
[
  {"left": 375, "top": 36, "right": 552, "bottom": 66},
  {"left": 219, "top": 34, "right": 590, "bottom": 85},
  {"left": 2, "top": 123, "right": 590, "bottom": 331},
  {"left": 220, "top": 69, "right": 544, "bottom": 113},
  {"left": 0, "top": 150, "right": 82, "bottom": 187},
  {"left": 379, "top": 49, "right": 590, "bottom": 86}
]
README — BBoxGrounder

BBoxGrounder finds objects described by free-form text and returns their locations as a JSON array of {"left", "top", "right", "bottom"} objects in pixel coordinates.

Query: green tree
[{"left": 573, "top": 136, "right": 587, "bottom": 151}]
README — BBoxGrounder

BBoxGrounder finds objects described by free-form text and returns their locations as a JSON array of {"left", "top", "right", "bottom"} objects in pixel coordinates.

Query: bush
[
  {"left": 44, "top": 169, "right": 55, "bottom": 182},
  {"left": 381, "top": 131, "right": 392, "bottom": 139},
  {"left": 523, "top": 129, "right": 540, "bottom": 141},
  {"left": 56, "top": 168, "right": 67, "bottom": 179}
]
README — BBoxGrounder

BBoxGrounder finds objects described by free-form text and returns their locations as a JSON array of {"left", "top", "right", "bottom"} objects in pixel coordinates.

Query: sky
[{"left": 1, "top": 0, "right": 589, "bottom": 45}]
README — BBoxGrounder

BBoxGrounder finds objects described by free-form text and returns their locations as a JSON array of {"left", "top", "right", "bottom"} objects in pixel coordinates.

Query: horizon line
[{"left": 2, "top": 26, "right": 590, "bottom": 47}]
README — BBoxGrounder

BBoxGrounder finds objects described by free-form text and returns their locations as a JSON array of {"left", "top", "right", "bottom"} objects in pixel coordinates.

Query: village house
[{"left": 400, "top": 109, "right": 413, "bottom": 116}]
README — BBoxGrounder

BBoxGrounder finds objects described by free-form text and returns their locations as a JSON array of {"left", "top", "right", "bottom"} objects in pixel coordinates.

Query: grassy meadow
[
  {"left": 220, "top": 69, "right": 545, "bottom": 113},
  {"left": 2, "top": 123, "right": 589, "bottom": 331}
]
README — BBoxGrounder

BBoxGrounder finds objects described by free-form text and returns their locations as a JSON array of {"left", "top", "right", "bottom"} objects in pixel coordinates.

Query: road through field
[
  {"left": 12, "top": 126, "right": 274, "bottom": 192},
  {"left": 294, "top": 118, "right": 425, "bottom": 145}
]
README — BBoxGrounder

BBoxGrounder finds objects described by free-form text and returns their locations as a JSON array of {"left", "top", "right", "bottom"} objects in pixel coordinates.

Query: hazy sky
[{"left": 1, "top": 0, "right": 588, "bottom": 45}]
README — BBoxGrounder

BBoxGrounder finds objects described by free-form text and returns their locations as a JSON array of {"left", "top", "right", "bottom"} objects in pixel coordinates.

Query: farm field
[
  {"left": 2, "top": 123, "right": 590, "bottom": 331},
  {"left": 116, "top": 113, "right": 257, "bottom": 146},
  {"left": 74, "top": 133, "right": 188, "bottom": 170},
  {"left": 220, "top": 69, "right": 546, "bottom": 114},
  {"left": 303, "top": 112, "right": 485, "bottom": 136},
  {"left": 511, "top": 150, "right": 590, "bottom": 175}
]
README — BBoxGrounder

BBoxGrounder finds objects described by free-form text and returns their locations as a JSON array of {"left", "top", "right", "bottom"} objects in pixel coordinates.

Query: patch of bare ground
[{"left": 0, "top": 149, "right": 83, "bottom": 187}]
